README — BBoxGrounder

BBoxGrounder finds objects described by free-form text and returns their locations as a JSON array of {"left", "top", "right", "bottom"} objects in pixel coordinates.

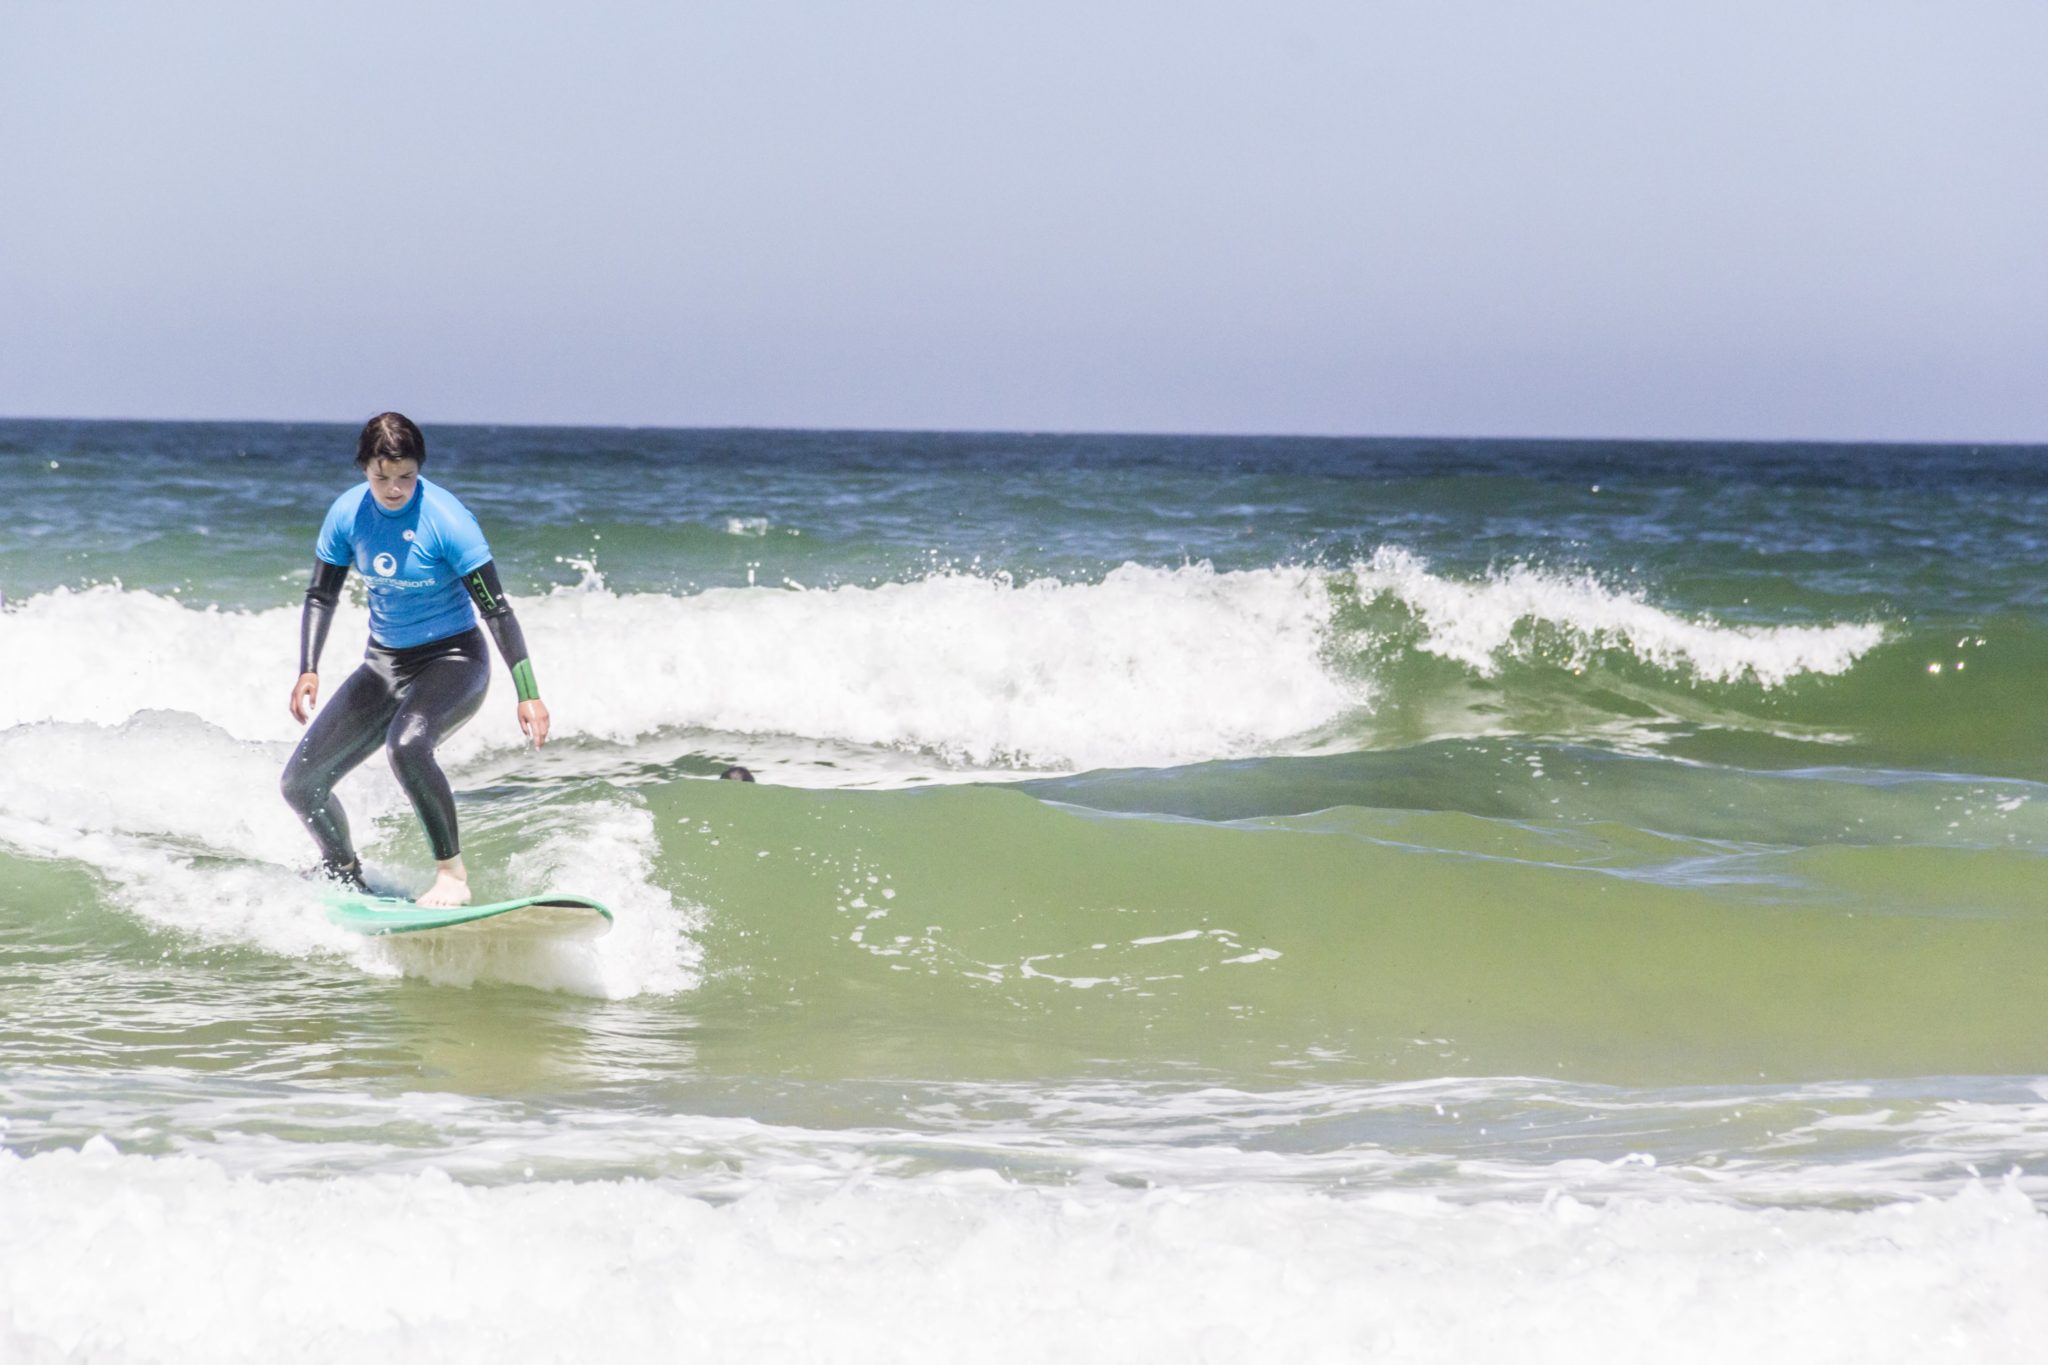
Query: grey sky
[{"left": 3, "top": 1, "right": 2043, "bottom": 440}]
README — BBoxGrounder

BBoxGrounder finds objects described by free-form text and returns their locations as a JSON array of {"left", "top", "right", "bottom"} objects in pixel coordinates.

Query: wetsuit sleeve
[
  {"left": 298, "top": 559, "right": 349, "bottom": 674},
  {"left": 462, "top": 560, "right": 540, "bottom": 702}
]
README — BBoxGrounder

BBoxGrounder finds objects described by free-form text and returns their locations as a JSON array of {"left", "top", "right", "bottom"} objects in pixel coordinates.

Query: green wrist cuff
[{"left": 512, "top": 659, "right": 540, "bottom": 703}]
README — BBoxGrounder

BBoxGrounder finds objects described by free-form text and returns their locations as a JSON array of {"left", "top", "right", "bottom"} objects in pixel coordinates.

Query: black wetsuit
[{"left": 280, "top": 558, "right": 534, "bottom": 885}]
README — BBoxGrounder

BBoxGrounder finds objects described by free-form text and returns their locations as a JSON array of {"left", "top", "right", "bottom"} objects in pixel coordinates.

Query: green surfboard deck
[{"left": 325, "top": 891, "right": 613, "bottom": 938}]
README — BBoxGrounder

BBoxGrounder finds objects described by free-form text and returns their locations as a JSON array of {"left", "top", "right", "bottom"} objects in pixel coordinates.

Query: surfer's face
[{"left": 365, "top": 457, "right": 420, "bottom": 510}]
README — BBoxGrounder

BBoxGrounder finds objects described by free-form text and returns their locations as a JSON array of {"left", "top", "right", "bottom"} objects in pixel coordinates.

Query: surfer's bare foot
[{"left": 416, "top": 859, "right": 471, "bottom": 908}]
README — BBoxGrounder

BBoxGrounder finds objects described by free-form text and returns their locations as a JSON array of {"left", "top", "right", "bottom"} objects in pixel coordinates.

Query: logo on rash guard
[{"left": 372, "top": 552, "right": 399, "bottom": 576}]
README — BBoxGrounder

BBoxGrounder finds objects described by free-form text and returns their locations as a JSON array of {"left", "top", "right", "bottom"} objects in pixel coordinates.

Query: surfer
[{"left": 280, "top": 412, "right": 549, "bottom": 907}]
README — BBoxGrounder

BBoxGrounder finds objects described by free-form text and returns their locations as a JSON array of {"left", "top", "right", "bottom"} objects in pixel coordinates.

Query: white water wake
[{"left": 0, "top": 714, "right": 697, "bottom": 998}]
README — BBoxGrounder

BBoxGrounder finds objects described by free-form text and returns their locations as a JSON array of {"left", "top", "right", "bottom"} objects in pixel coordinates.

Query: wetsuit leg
[
  {"left": 280, "top": 663, "right": 402, "bottom": 879},
  {"left": 383, "top": 643, "right": 489, "bottom": 861}
]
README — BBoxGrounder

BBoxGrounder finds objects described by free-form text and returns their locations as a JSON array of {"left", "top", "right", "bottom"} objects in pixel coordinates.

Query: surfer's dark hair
[{"left": 356, "top": 412, "right": 426, "bottom": 468}]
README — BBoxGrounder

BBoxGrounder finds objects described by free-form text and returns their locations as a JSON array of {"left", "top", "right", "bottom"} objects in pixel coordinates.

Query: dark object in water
[{"left": 719, "top": 765, "right": 756, "bottom": 782}]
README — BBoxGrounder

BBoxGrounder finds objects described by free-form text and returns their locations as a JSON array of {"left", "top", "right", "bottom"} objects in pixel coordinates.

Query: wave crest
[
  {"left": 1353, "top": 547, "right": 1883, "bottom": 686},
  {"left": 0, "top": 555, "right": 1884, "bottom": 778}
]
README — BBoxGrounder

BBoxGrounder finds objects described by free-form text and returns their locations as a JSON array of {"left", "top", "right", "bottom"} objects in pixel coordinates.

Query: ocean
[{"left": 3, "top": 419, "right": 2046, "bottom": 1362}]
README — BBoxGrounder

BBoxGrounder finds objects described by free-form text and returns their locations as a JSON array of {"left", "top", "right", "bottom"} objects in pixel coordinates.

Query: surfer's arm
[
  {"left": 461, "top": 560, "right": 539, "bottom": 700},
  {"left": 463, "top": 560, "right": 549, "bottom": 746},
  {"left": 291, "top": 559, "right": 349, "bottom": 723},
  {"left": 299, "top": 559, "right": 349, "bottom": 674}
]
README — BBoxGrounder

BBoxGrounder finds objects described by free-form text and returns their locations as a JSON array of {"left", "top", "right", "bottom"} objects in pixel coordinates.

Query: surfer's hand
[
  {"left": 518, "top": 698, "right": 550, "bottom": 749},
  {"left": 289, "top": 672, "right": 320, "bottom": 724}
]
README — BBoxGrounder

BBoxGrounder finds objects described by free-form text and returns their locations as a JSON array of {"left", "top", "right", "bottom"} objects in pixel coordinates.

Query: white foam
[
  {"left": 0, "top": 584, "right": 316, "bottom": 742},
  {"left": 1355, "top": 546, "right": 1884, "bottom": 686},
  {"left": 2, "top": 1141, "right": 2044, "bottom": 1365},
  {"left": 1, "top": 565, "right": 1358, "bottom": 771},
  {"left": 533, "top": 562, "right": 1358, "bottom": 769}
]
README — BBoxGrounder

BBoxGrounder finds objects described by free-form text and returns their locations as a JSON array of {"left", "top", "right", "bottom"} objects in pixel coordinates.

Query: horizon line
[{"left": 2, "top": 410, "right": 2043, "bottom": 451}]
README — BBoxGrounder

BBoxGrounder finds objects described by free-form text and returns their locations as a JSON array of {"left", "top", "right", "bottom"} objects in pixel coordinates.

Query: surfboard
[{"left": 324, "top": 891, "right": 612, "bottom": 939}]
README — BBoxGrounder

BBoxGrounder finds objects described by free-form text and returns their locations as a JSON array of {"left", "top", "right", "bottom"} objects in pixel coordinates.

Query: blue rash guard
[{"left": 315, "top": 478, "right": 493, "bottom": 648}]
